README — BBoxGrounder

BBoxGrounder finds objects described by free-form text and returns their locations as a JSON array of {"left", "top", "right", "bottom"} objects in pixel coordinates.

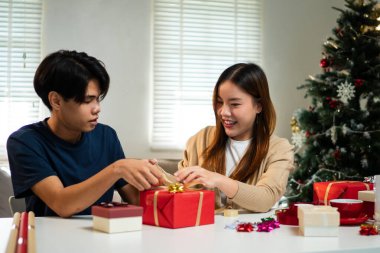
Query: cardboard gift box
[
  {"left": 297, "top": 205, "right": 340, "bottom": 237},
  {"left": 92, "top": 202, "right": 143, "bottom": 233},
  {"left": 358, "top": 190, "right": 375, "bottom": 219},
  {"left": 140, "top": 189, "right": 215, "bottom": 229},
  {"left": 313, "top": 181, "right": 373, "bottom": 205}
]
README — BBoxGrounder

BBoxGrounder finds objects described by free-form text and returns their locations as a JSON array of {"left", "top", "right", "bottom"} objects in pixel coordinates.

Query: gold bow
[{"left": 168, "top": 182, "right": 184, "bottom": 193}]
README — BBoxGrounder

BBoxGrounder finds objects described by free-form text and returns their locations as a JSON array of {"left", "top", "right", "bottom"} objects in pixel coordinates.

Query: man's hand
[{"left": 115, "top": 159, "right": 163, "bottom": 191}]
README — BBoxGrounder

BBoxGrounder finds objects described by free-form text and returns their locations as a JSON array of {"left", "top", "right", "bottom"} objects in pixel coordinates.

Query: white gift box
[{"left": 92, "top": 203, "right": 143, "bottom": 233}]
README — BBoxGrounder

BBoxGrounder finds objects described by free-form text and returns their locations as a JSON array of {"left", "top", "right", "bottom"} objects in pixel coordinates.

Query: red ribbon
[
  {"left": 359, "top": 224, "right": 378, "bottom": 236},
  {"left": 236, "top": 223, "right": 254, "bottom": 232}
]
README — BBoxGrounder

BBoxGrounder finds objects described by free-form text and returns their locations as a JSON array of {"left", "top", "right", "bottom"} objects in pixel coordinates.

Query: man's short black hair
[{"left": 34, "top": 50, "right": 110, "bottom": 110}]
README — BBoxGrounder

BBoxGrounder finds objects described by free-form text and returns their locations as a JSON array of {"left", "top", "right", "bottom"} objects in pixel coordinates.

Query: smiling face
[
  {"left": 48, "top": 79, "right": 101, "bottom": 143},
  {"left": 216, "top": 80, "right": 262, "bottom": 141}
]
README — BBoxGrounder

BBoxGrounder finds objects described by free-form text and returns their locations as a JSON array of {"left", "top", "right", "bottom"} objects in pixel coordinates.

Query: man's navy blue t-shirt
[{"left": 7, "top": 119, "right": 127, "bottom": 216}]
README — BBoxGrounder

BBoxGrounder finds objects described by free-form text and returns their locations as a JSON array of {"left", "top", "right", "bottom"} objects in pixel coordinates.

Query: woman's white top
[
  {"left": 225, "top": 138, "right": 251, "bottom": 176},
  {"left": 221, "top": 138, "right": 251, "bottom": 206}
]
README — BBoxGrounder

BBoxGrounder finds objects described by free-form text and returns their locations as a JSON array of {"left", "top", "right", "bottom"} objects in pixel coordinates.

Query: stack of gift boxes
[
  {"left": 293, "top": 180, "right": 376, "bottom": 237},
  {"left": 92, "top": 202, "right": 143, "bottom": 233}
]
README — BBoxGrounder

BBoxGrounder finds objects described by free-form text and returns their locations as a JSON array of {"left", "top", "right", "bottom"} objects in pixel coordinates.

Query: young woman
[{"left": 175, "top": 63, "right": 294, "bottom": 213}]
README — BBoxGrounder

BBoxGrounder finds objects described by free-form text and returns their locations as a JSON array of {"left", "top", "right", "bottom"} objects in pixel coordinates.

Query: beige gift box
[{"left": 297, "top": 205, "right": 340, "bottom": 237}]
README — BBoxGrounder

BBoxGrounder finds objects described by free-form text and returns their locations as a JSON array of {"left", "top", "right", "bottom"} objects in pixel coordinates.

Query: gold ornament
[
  {"left": 324, "top": 40, "right": 339, "bottom": 49},
  {"left": 290, "top": 116, "right": 300, "bottom": 133}
]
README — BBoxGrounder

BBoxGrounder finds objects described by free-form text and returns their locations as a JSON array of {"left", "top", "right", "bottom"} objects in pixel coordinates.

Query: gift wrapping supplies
[
  {"left": 6, "top": 211, "right": 36, "bottom": 253},
  {"left": 297, "top": 204, "right": 340, "bottom": 237},
  {"left": 92, "top": 202, "right": 143, "bottom": 233}
]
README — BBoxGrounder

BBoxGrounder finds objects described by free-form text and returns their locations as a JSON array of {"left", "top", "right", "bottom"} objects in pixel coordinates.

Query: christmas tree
[{"left": 286, "top": 0, "right": 380, "bottom": 203}]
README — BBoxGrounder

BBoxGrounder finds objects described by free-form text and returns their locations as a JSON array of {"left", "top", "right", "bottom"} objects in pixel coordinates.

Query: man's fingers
[
  {"left": 148, "top": 158, "right": 158, "bottom": 165},
  {"left": 127, "top": 178, "right": 145, "bottom": 191}
]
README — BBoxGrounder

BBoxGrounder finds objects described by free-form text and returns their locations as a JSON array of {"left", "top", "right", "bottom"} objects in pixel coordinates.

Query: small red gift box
[
  {"left": 92, "top": 203, "right": 143, "bottom": 218},
  {"left": 276, "top": 203, "right": 312, "bottom": 226},
  {"left": 313, "top": 181, "right": 373, "bottom": 205},
  {"left": 358, "top": 190, "right": 375, "bottom": 219},
  {"left": 140, "top": 189, "right": 215, "bottom": 229}
]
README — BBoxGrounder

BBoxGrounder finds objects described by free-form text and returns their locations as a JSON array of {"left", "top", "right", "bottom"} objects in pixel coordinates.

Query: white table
[{"left": 1, "top": 212, "right": 379, "bottom": 253}]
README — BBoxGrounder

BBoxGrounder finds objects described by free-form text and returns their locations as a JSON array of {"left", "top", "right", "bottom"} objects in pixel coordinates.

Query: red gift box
[
  {"left": 276, "top": 203, "right": 312, "bottom": 226},
  {"left": 358, "top": 191, "right": 375, "bottom": 219},
  {"left": 313, "top": 181, "right": 373, "bottom": 205},
  {"left": 140, "top": 189, "right": 215, "bottom": 229}
]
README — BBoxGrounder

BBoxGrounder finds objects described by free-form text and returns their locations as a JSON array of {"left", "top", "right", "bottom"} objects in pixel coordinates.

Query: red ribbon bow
[
  {"left": 236, "top": 223, "right": 254, "bottom": 232},
  {"left": 359, "top": 224, "right": 378, "bottom": 236}
]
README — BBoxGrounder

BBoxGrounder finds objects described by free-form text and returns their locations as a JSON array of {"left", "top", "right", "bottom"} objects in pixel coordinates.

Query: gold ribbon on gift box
[
  {"left": 152, "top": 165, "right": 205, "bottom": 227},
  {"left": 323, "top": 181, "right": 370, "bottom": 206}
]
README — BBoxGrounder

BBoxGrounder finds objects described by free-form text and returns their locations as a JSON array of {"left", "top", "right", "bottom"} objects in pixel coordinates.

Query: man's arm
[
  {"left": 32, "top": 159, "right": 162, "bottom": 217},
  {"left": 117, "top": 184, "right": 140, "bottom": 205}
]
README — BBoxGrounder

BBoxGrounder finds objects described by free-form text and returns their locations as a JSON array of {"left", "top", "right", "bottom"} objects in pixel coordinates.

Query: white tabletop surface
[{"left": 1, "top": 211, "right": 379, "bottom": 253}]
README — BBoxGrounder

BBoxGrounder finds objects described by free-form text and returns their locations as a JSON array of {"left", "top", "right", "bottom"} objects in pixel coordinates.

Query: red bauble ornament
[
  {"left": 326, "top": 97, "right": 338, "bottom": 109},
  {"left": 320, "top": 58, "right": 329, "bottom": 68},
  {"left": 354, "top": 79, "right": 364, "bottom": 87},
  {"left": 333, "top": 149, "right": 341, "bottom": 160}
]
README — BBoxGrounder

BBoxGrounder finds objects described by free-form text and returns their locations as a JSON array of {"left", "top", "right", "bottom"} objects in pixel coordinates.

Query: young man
[{"left": 7, "top": 50, "right": 162, "bottom": 217}]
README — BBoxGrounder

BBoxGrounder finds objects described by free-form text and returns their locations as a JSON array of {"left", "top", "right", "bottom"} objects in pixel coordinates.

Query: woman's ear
[
  {"left": 48, "top": 91, "right": 61, "bottom": 111},
  {"left": 256, "top": 102, "right": 263, "bottom": 114}
]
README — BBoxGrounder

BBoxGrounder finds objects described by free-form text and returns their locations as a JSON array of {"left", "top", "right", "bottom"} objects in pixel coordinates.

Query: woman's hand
[
  {"left": 175, "top": 166, "right": 239, "bottom": 198},
  {"left": 174, "top": 166, "right": 224, "bottom": 188}
]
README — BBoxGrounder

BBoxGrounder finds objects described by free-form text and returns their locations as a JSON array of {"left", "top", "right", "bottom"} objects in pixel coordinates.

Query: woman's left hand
[{"left": 174, "top": 166, "right": 224, "bottom": 188}]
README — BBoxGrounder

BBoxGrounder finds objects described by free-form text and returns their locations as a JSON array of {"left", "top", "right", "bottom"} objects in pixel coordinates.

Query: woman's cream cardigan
[{"left": 178, "top": 126, "right": 294, "bottom": 213}]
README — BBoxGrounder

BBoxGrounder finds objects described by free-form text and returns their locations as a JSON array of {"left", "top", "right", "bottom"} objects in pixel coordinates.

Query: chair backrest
[
  {"left": 9, "top": 196, "right": 26, "bottom": 215},
  {"left": 0, "top": 167, "right": 25, "bottom": 217},
  {"left": 0, "top": 167, "right": 14, "bottom": 217}
]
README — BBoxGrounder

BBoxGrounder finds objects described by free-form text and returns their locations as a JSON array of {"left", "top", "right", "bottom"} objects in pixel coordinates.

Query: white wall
[
  {"left": 43, "top": 0, "right": 345, "bottom": 159},
  {"left": 263, "top": 0, "right": 344, "bottom": 139}
]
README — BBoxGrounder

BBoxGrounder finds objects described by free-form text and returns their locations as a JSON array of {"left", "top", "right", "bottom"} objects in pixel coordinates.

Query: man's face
[{"left": 57, "top": 80, "right": 101, "bottom": 134}]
